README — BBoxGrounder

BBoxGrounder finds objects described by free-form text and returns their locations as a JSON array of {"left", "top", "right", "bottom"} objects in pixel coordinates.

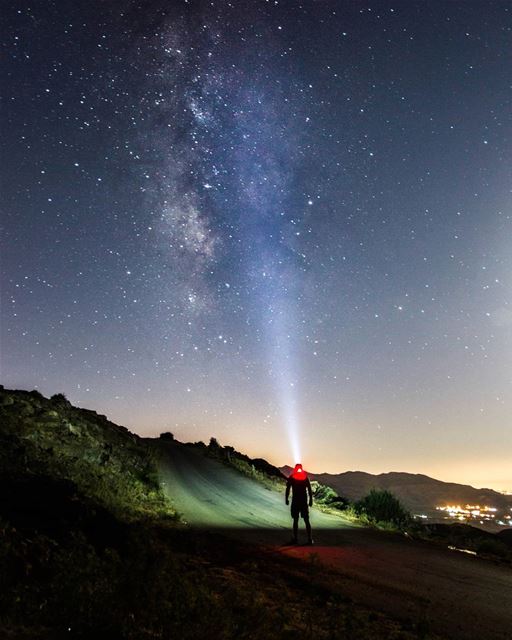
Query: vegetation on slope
[
  {"left": 204, "top": 436, "right": 287, "bottom": 489},
  {"left": 310, "top": 481, "right": 351, "bottom": 512},
  {"left": 0, "top": 386, "right": 174, "bottom": 520},
  {"left": 354, "top": 489, "right": 411, "bottom": 529}
]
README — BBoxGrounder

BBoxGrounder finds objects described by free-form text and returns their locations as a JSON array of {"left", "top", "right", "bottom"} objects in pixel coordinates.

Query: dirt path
[
  {"left": 157, "top": 441, "right": 351, "bottom": 532},
  {"left": 157, "top": 442, "right": 512, "bottom": 639},
  {"left": 281, "top": 528, "right": 512, "bottom": 640}
]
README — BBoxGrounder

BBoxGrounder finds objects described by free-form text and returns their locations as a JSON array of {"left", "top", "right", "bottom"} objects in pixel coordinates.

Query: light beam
[{"left": 268, "top": 300, "right": 302, "bottom": 465}]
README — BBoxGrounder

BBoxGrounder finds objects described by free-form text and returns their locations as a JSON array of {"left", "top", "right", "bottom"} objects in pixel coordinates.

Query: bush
[
  {"left": 311, "top": 481, "right": 350, "bottom": 510},
  {"left": 51, "top": 393, "right": 69, "bottom": 404},
  {"left": 208, "top": 437, "right": 220, "bottom": 450},
  {"left": 160, "top": 432, "right": 174, "bottom": 441},
  {"left": 476, "top": 538, "right": 510, "bottom": 559},
  {"left": 354, "top": 489, "right": 410, "bottom": 528}
]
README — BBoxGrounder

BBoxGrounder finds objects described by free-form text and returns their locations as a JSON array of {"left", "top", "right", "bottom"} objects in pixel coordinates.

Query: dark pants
[{"left": 291, "top": 501, "right": 312, "bottom": 542}]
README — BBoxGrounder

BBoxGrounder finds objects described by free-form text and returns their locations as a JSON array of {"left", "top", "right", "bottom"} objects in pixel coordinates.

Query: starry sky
[{"left": 2, "top": 1, "right": 512, "bottom": 491}]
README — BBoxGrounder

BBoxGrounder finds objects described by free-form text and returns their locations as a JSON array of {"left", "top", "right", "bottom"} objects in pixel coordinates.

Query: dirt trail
[
  {"left": 157, "top": 441, "right": 351, "bottom": 532},
  {"left": 282, "top": 528, "right": 512, "bottom": 640},
  {"left": 157, "top": 442, "right": 512, "bottom": 639}
]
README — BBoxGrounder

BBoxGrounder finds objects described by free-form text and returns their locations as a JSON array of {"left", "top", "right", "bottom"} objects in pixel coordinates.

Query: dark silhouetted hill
[{"left": 281, "top": 466, "right": 512, "bottom": 513}]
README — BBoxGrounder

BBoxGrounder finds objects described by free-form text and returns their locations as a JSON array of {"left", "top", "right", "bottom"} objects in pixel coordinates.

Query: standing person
[{"left": 285, "top": 464, "right": 314, "bottom": 544}]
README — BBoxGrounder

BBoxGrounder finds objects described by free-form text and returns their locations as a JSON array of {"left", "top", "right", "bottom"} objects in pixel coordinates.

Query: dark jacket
[{"left": 286, "top": 475, "right": 312, "bottom": 506}]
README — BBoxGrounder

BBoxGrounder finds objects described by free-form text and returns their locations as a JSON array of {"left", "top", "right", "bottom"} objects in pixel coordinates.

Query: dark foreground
[{"left": 1, "top": 476, "right": 432, "bottom": 640}]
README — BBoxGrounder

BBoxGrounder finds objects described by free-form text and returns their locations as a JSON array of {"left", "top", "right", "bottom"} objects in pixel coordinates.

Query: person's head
[{"left": 292, "top": 463, "right": 306, "bottom": 479}]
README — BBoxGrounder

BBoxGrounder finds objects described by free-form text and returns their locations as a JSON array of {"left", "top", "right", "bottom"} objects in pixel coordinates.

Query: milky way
[{"left": 2, "top": 1, "right": 512, "bottom": 489}]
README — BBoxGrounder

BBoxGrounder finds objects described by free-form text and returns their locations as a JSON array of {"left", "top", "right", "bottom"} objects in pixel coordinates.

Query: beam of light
[
  {"left": 226, "top": 87, "right": 305, "bottom": 468},
  {"left": 267, "top": 298, "right": 302, "bottom": 466}
]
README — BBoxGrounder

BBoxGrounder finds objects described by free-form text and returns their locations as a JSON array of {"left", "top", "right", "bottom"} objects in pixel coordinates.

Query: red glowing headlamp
[{"left": 292, "top": 463, "right": 306, "bottom": 480}]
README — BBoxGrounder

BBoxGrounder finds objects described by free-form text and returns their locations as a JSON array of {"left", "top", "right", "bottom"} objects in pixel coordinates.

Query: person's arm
[
  {"left": 306, "top": 478, "right": 313, "bottom": 506},
  {"left": 285, "top": 478, "right": 291, "bottom": 504}
]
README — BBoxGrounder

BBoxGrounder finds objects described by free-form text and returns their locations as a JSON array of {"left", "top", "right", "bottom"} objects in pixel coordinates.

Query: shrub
[
  {"left": 51, "top": 393, "right": 69, "bottom": 404},
  {"left": 354, "top": 489, "right": 410, "bottom": 528},
  {"left": 208, "top": 437, "right": 220, "bottom": 450},
  {"left": 311, "top": 481, "right": 350, "bottom": 510},
  {"left": 476, "top": 538, "right": 510, "bottom": 559},
  {"left": 160, "top": 432, "right": 174, "bottom": 441}
]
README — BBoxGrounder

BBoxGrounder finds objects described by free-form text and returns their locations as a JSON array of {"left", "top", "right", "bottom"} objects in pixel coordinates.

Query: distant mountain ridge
[{"left": 281, "top": 466, "right": 512, "bottom": 513}]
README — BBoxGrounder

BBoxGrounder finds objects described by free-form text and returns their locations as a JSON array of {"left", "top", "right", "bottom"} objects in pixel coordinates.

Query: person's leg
[
  {"left": 292, "top": 516, "right": 299, "bottom": 543},
  {"left": 304, "top": 515, "right": 313, "bottom": 543}
]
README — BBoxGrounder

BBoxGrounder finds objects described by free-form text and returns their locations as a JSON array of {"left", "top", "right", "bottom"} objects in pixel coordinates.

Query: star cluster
[{"left": 2, "top": 1, "right": 512, "bottom": 489}]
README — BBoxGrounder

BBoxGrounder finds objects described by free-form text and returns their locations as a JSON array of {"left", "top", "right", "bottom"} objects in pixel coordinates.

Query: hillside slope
[{"left": 0, "top": 385, "right": 173, "bottom": 520}]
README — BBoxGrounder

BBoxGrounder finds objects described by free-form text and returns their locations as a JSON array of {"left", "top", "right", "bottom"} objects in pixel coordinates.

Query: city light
[{"left": 436, "top": 504, "right": 498, "bottom": 522}]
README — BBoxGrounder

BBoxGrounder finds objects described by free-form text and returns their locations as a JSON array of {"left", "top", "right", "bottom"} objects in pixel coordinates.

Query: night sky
[{"left": 2, "top": 1, "right": 512, "bottom": 490}]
